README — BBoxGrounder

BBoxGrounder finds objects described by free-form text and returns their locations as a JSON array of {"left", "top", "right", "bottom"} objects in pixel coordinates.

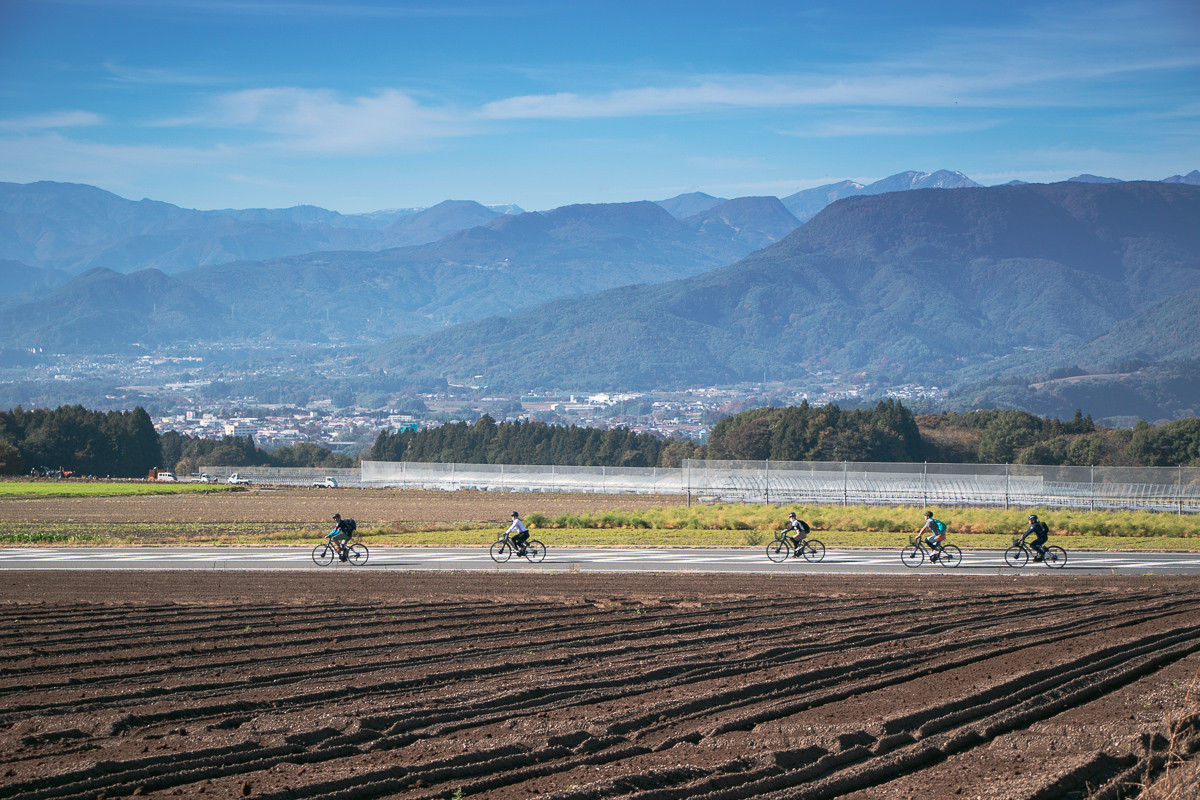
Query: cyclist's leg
[{"left": 1032, "top": 536, "right": 1047, "bottom": 560}]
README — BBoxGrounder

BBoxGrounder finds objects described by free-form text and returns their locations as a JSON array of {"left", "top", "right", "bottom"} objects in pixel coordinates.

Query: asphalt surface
[{"left": 4, "top": 546, "right": 1200, "bottom": 575}]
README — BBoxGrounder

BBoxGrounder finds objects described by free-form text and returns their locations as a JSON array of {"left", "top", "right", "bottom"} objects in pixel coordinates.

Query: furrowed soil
[
  {"left": 0, "top": 488, "right": 680, "bottom": 527},
  {"left": 3, "top": 571, "right": 1199, "bottom": 800}
]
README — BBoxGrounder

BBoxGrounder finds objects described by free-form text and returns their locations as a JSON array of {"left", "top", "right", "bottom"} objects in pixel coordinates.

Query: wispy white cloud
[
  {"left": 157, "top": 87, "right": 467, "bottom": 152},
  {"left": 0, "top": 111, "right": 105, "bottom": 130},
  {"left": 102, "top": 61, "right": 226, "bottom": 86}
]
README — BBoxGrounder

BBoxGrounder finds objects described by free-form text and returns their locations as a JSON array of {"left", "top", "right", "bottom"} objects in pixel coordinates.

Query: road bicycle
[
  {"left": 765, "top": 531, "right": 826, "bottom": 563},
  {"left": 1004, "top": 537, "right": 1067, "bottom": 568},
  {"left": 490, "top": 530, "right": 546, "bottom": 563},
  {"left": 312, "top": 533, "right": 369, "bottom": 566},
  {"left": 901, "top": 534, "right": 962, "bottom": 568}
]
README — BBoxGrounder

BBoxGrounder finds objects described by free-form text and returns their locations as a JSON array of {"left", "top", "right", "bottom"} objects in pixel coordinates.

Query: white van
[{"left": 155, "top": 471, "right": 178, "bottom": 482}]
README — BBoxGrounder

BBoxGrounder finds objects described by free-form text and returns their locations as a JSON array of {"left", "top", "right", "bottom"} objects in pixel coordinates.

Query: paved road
[{"left": 4, "top": 547, "right": 1200, "bottom": 575}]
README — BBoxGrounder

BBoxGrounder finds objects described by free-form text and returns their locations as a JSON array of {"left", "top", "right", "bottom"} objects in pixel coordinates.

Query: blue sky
[{"left": 1, "top": 0, "right": 1197, "bottom": 213}]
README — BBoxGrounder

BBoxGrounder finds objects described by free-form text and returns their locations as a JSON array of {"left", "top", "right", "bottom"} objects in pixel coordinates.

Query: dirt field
[
  {"left": 0, "top": 487, "right": 682, "bottom": 526},
  {"left": 3, "top": 570, "right": 1199, "bottom": 799}
]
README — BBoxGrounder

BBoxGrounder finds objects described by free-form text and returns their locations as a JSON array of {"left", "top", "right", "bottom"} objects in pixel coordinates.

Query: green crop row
[{"left": 0, "top": 481, "right": 235, "bottom": 498}]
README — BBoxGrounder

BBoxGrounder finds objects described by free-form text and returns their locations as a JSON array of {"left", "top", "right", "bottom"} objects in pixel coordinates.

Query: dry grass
[{"left": 1139, "top": 669, "right": 1200, "bottom": 799}]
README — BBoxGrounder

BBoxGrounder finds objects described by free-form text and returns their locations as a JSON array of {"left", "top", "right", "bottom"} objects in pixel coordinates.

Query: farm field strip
[{"left": 2, "top": 572, "right": 1199, "bottom": 799}]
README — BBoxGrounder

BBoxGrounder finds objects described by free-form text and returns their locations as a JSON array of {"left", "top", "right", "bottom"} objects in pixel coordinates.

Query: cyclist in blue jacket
[
  {"left": 917, "top": 511, "right": 948, "bottom": 561},
  {"left": 328, "top": 513, "right": 356, "bottom": 561}
]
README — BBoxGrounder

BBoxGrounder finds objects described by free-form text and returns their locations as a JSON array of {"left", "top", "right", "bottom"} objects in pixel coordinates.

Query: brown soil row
[
  {"left": 3, "top": 571, "right": 1199, "bottom": 799},
  {"left": 0, "top": 488, "right": 683, "bottom": 526}
]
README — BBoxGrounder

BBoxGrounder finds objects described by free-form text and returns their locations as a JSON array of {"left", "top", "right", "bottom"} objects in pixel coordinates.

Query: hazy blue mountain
[
  {"left": 682, "top": 196, "right": 800, "bottom": 251},
  {"left": 780, "top": 180, "right": 866, "bottom": 222},
  {"left": 1069, "top": 174, "right": 1123, "bottom": 184},
  {"left": 858, "top": 169, "right": 979, "bottom": 194},
  {"left": 162, "top": 200, "right": 760, "bottom": 344},
  {"left": 0, "top": 260, "right": 70, "bottom": 308},
  {"left": 380, "top": 200, "right": 501, "bottom": 245},
  {"left": 0, "top": 267, "right": 230, "bottom": 351},
  {"left": 655, "top": 192, "right": 727, "bottom": 218},
  {"left": 1163, "top": 170, "right": 1200, "bottom": 186},
  {"left": 372, "top": 181, "right": 1200, "bottom": 392},
  {"left": 781, "top": 170, "right": 979, "bottom": 221},
  {"left": 0, "top": 182, "right": 513, "bottom": 276}
]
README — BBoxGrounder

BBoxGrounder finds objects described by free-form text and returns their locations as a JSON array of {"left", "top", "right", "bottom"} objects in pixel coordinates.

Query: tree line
[
  {"left": 365, "top": 415, "right": 701, "bottom": 468},
  {"left": 0, "top": 405, "right": 352, "bottom": 477},
  {"left": 5, "top": 401, "right": 1200, "bottom": 478},
  {"left": 709, "top": 402, "right": 1200, "bottom": 467}
]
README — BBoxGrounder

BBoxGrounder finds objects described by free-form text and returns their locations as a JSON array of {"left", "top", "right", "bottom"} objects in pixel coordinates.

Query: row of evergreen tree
[
  {"left": 365, "top": 415, "right": 700, "bottom": 468},
  {"left": 0, "top": 405, "right": 160, "bottom": 477}
]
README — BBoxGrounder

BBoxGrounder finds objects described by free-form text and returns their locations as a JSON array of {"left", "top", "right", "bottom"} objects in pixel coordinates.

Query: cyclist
[
  {"left": 783, "top": 511, "right": 811, "bottom": 556},
  {"left": 505, "top": 511, "right": 530, "bottom": 556},
  {"left": 916, "top": 511, "right": 948, "bottom": 561},
  {"left": 328, "top": 513, "right": 357, "bottom": 562},
  {"left": 1021, "top": 514, "right": 1051, "bottom": 562}
]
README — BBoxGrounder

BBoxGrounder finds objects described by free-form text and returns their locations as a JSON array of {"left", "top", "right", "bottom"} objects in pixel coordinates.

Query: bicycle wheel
[
  {"left": 489, "top": 540, "right": 511, "bottom": 563},
  {"left": 347, "top": 543, "right": 369, "bottom": 565},
  {"left": 766, "top": 539, "right": 792, "bottom": 563},
  {"left": 901, "top": 544, "right": 924, "bottom": 568},
  {"left": 938, "top": 544, "right": 962, "bottom": 567},
  {"left": 1043, "top": 545, "right": 1067, "bottom": 569},
  {"left": 523, "top": 540, "right": 546, "bottom": 563},
  {"left": 312, "top": 543, "right": 334, "bottom": 566},
  {"left": 801, "top": 539, "right": 826, "bottom": 563},
  {"left": 1004, "top": 545, "right": 1028, "bottom": 568}
]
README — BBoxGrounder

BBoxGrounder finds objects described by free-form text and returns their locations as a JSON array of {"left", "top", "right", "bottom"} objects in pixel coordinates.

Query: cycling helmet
[
  {"left": 511, "top": 511, "right": 520, "bottom": 518},
  {"left": 924, "top": 511, "right": 933, "bottom": 518},
  {"left": 788, "top": 512, "right": 797, "bottom": 518},
  {"left": 1028, "top": 514, "right": 1038, "bottom": 521}
]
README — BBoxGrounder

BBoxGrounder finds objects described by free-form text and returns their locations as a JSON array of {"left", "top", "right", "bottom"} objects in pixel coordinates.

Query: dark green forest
[
  {"left": 0, "top": 405, "right": 352, "bottom": 477},
  {"left": 365, "top": 415, "right": 701, "bottom": 468},
  {"left": 0, "top": 405, "right": 159, "bottom": 477},
  {"left": 709, "top": 402, "right": 1200, "bottom": 467}
]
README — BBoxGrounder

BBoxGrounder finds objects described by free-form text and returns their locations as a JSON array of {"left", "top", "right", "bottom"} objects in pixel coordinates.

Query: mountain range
[
  {"left": 0, "top": 195, "right": 799, "bottom": 348},
  {"left": 2, "top": 171, "right": 1199, "bottom": 421},
  {"left": 371, "top": 180, "right": 1200, "bottom": 418}
]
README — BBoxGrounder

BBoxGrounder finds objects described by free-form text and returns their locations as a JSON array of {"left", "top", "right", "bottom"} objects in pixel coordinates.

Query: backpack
[
  {"left": 1036, "top": 521, "right": 1049, "bottom": 536},
  {"left": 344, "top": 518, "right": 357, "bottom": 536},
  {"left": 933, "top": 519, "right": 947, "bottom": 534},
  {"left": 798, "top": 519, "right": 811, "bottom": 534}
]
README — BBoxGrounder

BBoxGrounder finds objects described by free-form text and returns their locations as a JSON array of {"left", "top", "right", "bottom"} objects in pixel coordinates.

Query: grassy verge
[
  {"left": 5, "top": 521, "right": 1200, "bottom": 551},
  {"left": 524, "top": 503, "right": 1200, "bottom": 540},
  {"left": 0, "top": 481, "right": 235, "bottom": 498}
]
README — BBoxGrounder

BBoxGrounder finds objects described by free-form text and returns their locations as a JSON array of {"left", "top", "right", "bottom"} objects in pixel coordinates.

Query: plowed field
[
  {"left": 3, "top": 571, "right": 1199, "bottom": 799},
  {"left": 0, "top": 488, "right": 681, "bottom": 526}
]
